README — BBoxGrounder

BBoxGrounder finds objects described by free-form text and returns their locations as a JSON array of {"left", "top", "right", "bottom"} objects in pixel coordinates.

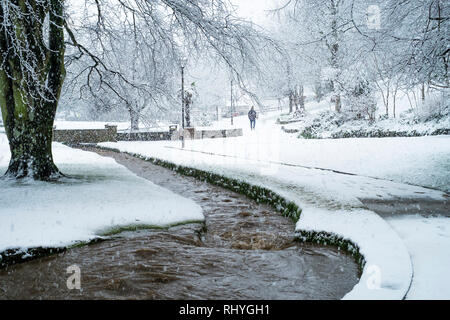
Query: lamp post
[
  {"left": 181, "top": 60, "right": 186, "bottom": 148},
  {"left": 230, "top": 78, "right": 234, "bottom": 126},
  {"left": 181, "top": 65, "right": 185, "bottom": 130}
]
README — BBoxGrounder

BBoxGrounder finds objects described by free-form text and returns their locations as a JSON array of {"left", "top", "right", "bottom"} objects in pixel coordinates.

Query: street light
[
  {"left": 181, "top": 58, "right": 187, "bottom": 148},
  {"left": 230, "top": 78, "right": 234, "bottom": 126}
]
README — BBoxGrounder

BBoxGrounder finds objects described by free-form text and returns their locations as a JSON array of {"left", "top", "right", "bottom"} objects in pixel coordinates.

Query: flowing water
[{"left": 0, "top": 148, "right": 359, "bottom": 299}]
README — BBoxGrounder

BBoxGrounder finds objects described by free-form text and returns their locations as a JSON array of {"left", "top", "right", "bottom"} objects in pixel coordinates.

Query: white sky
[{"left": 232, "top": 0, "right": 282, "bottom": 25}]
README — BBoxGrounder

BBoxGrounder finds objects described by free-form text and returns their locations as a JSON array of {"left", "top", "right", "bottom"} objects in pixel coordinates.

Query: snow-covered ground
[
  {"left": 100, "top": 110, "right": 450, "bottom": 300},
  {"left": 52, "top": 120, "right": 178, "bottom": 133},
  {"left": 387, "top": 216, "right": 450, "bottom": 300},
  {"left": 279, "top": 88, "right": 449, "bottom": 140},
  {"left": 117, "top": 111, "right": 450, "bottom": 192},
  {"left": 0, "top": 133, "right": 203, "bottom": 254},
  {"left": 1, "top": 108, "right": 448, "bottom": 299},
  {"left": 53, "top": 120, "right": 132, "bottom": 130},
  {"left": 193, "top": 132, "right": 450, "bottom": 192},
  {"left": 282, "top": 110, "right": 450, "bottom": 139}
]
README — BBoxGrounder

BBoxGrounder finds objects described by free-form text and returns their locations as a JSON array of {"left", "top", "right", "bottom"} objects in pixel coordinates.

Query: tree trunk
[
  {"left": 184, "top": 91, "right": 192, "bottom": 128},
  {"left": 4, "top": 107, "right": 59, "bottom": 179},
  {"left": 393, "top": 85, "right": 398, "bottom": 118},
  {"left": 185, "top": 101, "right": 191, "bottom": 127},
  {"left": 385, "top": 86, "right": 390, "bottom": 117},
  {"left": 330, "top": 1, "right": 341, "bottom": 113},
  {"left": 0, "top": 0, "right": 66, "bottom": 180},
  {"left": 288, "top": 91, "right": 294, "bottom": 113},
  {"left": 393, "top": 93, "right": 397, "bottom": 118},
  {"left": 298, "top": 85, "right": 305, "bottom": 111},
  {"left": 130, "top": 109, "right": 140, "bottom": 131},
  {"left": 334, "top": 94, "right": 341, "bottom": 113},
  {"left": 406, "top": 92, "right": 414, "bottom": 110}
]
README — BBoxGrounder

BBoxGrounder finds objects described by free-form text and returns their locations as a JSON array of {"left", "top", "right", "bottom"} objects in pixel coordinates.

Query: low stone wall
[
  {"left": 123, "top": 128, "right": 243, "bottom": 141},
  {"left": 52, "top": 125, "right": 243, "bottom": 144},
  {"left": 171, "top": 128, "right": 243, "bottom": 141},
  {"left": 117, "top": 131, "right": 171, "bottom": 141},
  {"left": 53, "top": 125, "right": 117, "bottom": 144},
  {"left": 329, "top": 128, "right": 450, "bottom": 139},
  {"left": 280, "top": 126, "right": 300, "bottom": 134}
]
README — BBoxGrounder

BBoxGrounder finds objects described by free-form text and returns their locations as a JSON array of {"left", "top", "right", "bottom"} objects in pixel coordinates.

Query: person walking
[{"left": 248, "top": 106, "right": 257, "bottom": 130}]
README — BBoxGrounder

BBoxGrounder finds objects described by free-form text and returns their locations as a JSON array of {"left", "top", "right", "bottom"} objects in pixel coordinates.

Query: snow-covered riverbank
[
  {"left": 0, "top": 134, "right": 203, "bottom": 256},
  {"left": 99, "top": 112, "right": 449, "bottom": 300}
]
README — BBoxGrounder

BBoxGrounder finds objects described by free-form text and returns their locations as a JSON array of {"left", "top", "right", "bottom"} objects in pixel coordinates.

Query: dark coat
[{"left": 248, "top": 109, "right": 257, "bottom": 121}]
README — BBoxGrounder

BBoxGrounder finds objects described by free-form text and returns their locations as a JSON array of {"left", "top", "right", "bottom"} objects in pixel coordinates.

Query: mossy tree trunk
[{"left": 0, "top": 0, "right": 66, "bottom": 180}]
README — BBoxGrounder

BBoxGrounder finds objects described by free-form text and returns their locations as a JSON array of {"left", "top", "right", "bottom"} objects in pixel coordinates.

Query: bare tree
[
  {"left": 273, "top": 0, "right": 358, "bottom": 113},
  {"left": 0, "top": 0, "right": 276, "bottom": 180}
]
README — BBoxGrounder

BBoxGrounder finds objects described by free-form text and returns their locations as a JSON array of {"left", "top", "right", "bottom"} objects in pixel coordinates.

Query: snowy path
[
  {"left": 100, "top": 111, "right": 449, "bottom": 299},
  {"left": 182, "top": 112, "right": 450, "bottom": 192},
  {"left": 163, "top": 145, "right": 450, "bottom": 196},
  {"left": 387, "top": 216, "right": 450, "bottom": 299}
]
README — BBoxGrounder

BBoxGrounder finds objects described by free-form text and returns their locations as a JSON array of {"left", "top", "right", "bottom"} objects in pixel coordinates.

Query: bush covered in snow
[
  {"left": 279, "top": 86, "right": 450, "bottom": 139},
  {"left": 284, "top": 106, "right": 450, "bottom": 139},
  {"left": 294, "top": 110, "right": 366, "bottom": 139},
  {"left": 342, "top": 79, "right": 378, "bottom": 122},
  {"left": 408, "top": 93, "right": 450, "bottom": 123}
]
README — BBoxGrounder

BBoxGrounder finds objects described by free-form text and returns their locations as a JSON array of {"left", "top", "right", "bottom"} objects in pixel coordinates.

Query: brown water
[{"left": 0, "top": 148, "right": 359, "bottom": 299}]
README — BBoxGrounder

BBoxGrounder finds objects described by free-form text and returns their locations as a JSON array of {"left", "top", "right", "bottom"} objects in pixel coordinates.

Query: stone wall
[
  {"left": 171, "top": 128, "right": 243, "bottom": 141},
  {"left": 52, "top": 125, "right": 243, "bottom": 144},
  {"left": 53, "top": 125, "right": 117, "bottom": 144},
  {"left": 117, "top": 131, "right": 172, "bottom": 141}
]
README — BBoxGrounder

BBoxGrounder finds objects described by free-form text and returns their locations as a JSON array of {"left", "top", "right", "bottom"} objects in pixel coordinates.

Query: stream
[{"left": 0, "top": 148, "right": 359, "bottom": 299}]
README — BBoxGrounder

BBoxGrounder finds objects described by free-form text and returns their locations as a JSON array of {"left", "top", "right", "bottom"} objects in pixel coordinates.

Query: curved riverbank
[
  {"left": 0, "top": 147, "right": 359, "bottom": 299},
  {"left": 95, "top": 143, "right": 416, "bottom": 299}
]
